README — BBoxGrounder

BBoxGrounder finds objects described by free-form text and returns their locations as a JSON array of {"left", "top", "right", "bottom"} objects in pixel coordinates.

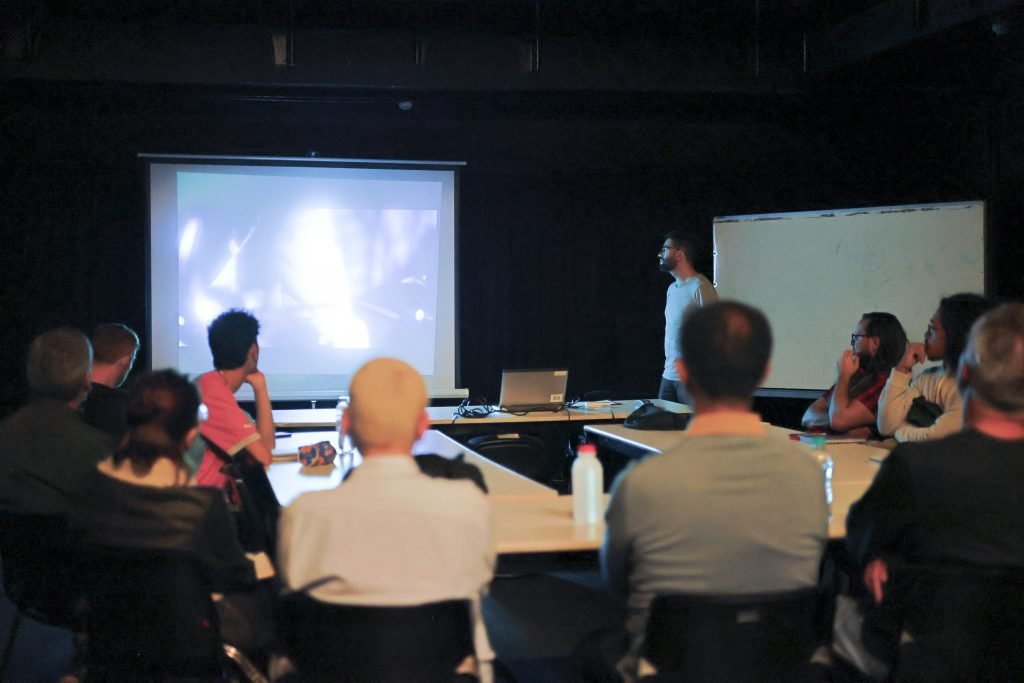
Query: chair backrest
[
  {"left": 0, "top": 510, "right": 81, "bottom": 627},
  {"left": 886, "top": 563, "right": 1024, "bottom": 681},
  {"left": 78, "top": 546, "right": 223, "bottom": 681},
  {"left": 466, "top": 433, "right": 557, "bottom": 484},
  {"left": 279, "top": 592, "right": 474, "bottom": 683},
  {"left": 643, "top": 587, "right": 824, "bottom": 681}
]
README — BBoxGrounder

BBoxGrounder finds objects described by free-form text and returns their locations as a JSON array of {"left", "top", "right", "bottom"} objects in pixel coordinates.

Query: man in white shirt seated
[{"left": 277, "top": 357, "right": 495, "bottom": 678}]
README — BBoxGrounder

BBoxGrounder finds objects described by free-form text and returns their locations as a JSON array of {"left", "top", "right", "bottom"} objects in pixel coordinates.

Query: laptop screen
[{"left": 498, "top": 369, "right": 569, "bottom": 411}]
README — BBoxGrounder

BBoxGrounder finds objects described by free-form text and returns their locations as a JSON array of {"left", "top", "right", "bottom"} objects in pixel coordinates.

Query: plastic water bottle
[
  {"left": 572, "top": 443, "right": 604, "bottom": 524},
  {"left": 811, "top": 436, "right": 834, "bottom": 514},
  {"left": 336, "top": 395, "right": 354, "bottom": 466}
]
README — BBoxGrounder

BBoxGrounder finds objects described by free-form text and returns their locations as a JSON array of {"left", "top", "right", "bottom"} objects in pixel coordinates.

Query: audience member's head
[
  {"left": 679, "top": 300, "right": 772, "bottom": 405},
  {"left": 958, "top": 302, "right": 1024, "bottom": 417},
  {"left": 113, "top": 369, "right": 202, "bottom": 473},
  {"left": 859, "top": 312, "right": 907, "bottom": 373},
  {"left": 207, "top": 309, "right": 260, "bottom": 371},
  {"left": 935, "top": 293, "right": 997, "bottom": 371},
  {"left": 27, "top": 327, "right": 93, "bottom": 404},
  {"left": 91, "top": 323, "right": 140, "bottom": 388},
  {"left": 342, "top": 357, "right": 428, "bottom": 455}
]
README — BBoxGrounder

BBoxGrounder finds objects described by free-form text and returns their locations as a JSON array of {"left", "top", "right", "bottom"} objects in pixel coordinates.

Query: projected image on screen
[{"left": 148, "top": 160, "right": 459, "bottom": 399}]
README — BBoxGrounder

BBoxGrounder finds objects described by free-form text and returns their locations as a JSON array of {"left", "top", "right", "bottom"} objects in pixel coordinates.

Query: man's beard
[{"left": 658, "top": 256, "right": 676, "bottom": 272}]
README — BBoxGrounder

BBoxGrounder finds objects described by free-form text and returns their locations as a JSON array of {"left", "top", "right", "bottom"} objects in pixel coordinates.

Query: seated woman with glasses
[
  {"left": 72, "top": 369, "right": 271, "bottom": 669},
  {"left": 801, "top": 312, "right": 907, "bottom": 438}
]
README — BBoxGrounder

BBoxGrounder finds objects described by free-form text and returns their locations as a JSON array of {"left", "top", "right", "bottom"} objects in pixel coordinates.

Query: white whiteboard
[{"left": 713, "top": 201, "right": 985, "bottom": 391}]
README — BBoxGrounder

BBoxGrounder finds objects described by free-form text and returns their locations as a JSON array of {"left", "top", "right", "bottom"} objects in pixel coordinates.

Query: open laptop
[{"left": 498, "top": 369, "right": 569, "bottom": 412}]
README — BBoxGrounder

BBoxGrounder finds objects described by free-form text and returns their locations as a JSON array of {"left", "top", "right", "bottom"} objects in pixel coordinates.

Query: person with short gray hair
[
  {"left": 26, "top": 327, "right": 93, "bottom": 403},
  {"left": 957, "top": 302, "right": 1024, "bottom": 415},
  {"left": 0, "top": 327, "right": 110, "bottom": 515}
]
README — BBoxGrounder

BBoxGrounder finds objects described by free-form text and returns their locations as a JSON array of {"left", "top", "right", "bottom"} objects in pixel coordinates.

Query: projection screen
[{"left": 146, "top": 155, "right": 463, "bottom": 400}]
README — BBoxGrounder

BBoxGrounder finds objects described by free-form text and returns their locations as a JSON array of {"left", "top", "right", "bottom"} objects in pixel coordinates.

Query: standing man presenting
[{"left": 657, "top": 231, "right": 718, "bottom": 405}]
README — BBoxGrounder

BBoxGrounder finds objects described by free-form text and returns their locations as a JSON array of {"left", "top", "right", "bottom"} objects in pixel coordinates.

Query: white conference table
[
  {"left": 272, "top": 399, "right": 690, "bottom": 430},
  {"left": 268, "top": 429, "right": 613, "bottom": 555},
  {"left": 269, "top": 429, "right": 556, "bottom": 504},
  {"left": 267, "top": 404, "right": 693, "bottom": 556},
  {"left": 583, "top": 422, "right": 890, "bottom": 540}
]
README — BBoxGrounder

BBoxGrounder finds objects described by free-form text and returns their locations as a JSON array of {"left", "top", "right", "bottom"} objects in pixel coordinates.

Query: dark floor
[
  {"left": 0, "top": 591, "right": 76, "bottom": 683},
  {"left": 485, "top": 567, "right": 625, "bottom": 683},
  {"left": 1, "top": 561, "right": 623, "bottom": 683}
]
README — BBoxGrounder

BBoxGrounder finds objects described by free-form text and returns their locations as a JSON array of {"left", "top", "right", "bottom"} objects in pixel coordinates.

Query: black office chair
[
  {"left": 880, "top": 563, "right": 1024, "bottom": 681},
  {"left": 279, "top": 592, "right": 475, "bottom": 683},
  {"left": 639, "top": 586, "right": 826, "bottom": 682},
  {"left": 466, "top": 433, "right": 557, "bottom": 485},
  {"left": 0, "top": 510, "right": 82, "bottom": 680},
  {"left": 77, "top": 546, "right": 267, "bottom": 682}
]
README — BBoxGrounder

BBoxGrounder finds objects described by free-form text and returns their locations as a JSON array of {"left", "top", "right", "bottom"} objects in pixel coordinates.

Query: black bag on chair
[{"left": 203, "top": 438, "right": 281, "bottom": 558}]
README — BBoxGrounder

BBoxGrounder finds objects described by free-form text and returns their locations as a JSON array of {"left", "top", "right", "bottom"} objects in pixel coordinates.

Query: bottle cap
[{"left": 578, "top": 443, "right": 597, "bottom": 456}]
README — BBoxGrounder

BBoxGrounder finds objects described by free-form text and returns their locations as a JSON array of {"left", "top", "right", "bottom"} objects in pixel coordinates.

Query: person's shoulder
[
  {"left": 196, "top": 370, "right": 224, "bottom": 393},
  {"left": 283, "top": 486, "right": 338, "bottom": 518},
  {"left": 64, "top": 405, "right": 114, "bottom": 451},
  {"left": 726, "top": 433, "right": 821, "bottom": 468},
  {"left": 915, "top": 365, "right": 949, "bottom": 384},
  {"left": 182, "top": 482, "right": 227, "bottom": 505},
  {"left": 197, "top": 373, "right": 249, "bottom": 426},
  {"left": 409, "top": 467, "right": 490, "bottom": 519},
  {"left": 884, "top": 431, "right": 971, "bottom": 473},
  {"left": 616, "top": 449, "right": 678, "bottom": 487},
  {"left": 95, "top": 382, "right": 127, "bottom": 397},
  {"left": 0, "top": 402, "right": 32, "bottom": 434},
  {"left": 893, "top": 429, "right": 974, "bottom": 456}
]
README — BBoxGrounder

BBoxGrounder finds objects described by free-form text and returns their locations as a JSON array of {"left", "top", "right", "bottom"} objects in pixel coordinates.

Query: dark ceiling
[{"left": 2, "top": 0, "right": 1023, "bottom": 94}]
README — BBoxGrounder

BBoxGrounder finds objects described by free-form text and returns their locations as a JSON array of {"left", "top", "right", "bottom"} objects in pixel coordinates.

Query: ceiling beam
[{"left": 805, "top": 0, "right": 1020, "bottom": 73}]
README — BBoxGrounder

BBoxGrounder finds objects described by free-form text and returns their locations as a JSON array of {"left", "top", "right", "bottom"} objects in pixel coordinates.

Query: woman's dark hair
[
  {"left": 847, "top": 312, "right": 906, "bottom": 399},
  {"left": 939, "top": 293, "right": 997, "bottom": 372},
  {"left": 861, "top": 312, "right": 907, "bottom": 373},
  {"left": 113, "top": 369, "right": 200, "bottom": 472}
]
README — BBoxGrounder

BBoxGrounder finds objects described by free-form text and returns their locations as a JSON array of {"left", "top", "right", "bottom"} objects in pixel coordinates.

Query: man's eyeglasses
[{"left": 850, "top": 334, "right": 873, "bottom": 345}]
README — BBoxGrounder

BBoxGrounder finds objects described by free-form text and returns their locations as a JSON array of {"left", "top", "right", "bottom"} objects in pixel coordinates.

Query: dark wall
[{"left": 1, "top": 79, "right": 1020, "bottom": 417}]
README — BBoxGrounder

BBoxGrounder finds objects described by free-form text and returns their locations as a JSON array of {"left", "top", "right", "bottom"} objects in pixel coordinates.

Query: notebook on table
[{"left": 498, "top": 369, "right": 569, "bottom": 412}]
